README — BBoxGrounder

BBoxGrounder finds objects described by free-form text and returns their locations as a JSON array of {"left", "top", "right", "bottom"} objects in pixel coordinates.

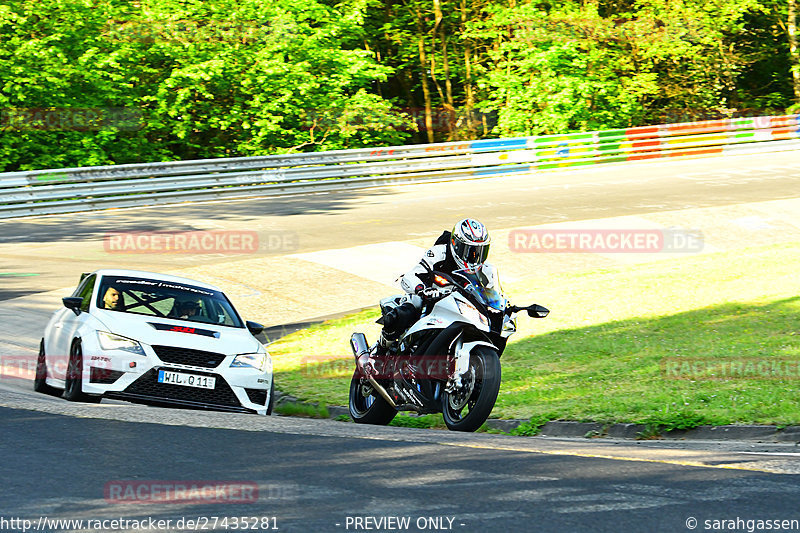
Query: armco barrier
[{"left": 0, "top": 114, "right": 798, "bottom": 218}]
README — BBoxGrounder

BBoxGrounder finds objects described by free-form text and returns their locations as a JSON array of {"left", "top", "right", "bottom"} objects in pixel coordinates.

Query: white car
[{"left": 36, "top": 269, "right": 274, "bottom": 415}]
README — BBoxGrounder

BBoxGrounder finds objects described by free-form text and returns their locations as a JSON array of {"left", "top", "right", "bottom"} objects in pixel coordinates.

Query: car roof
[{"left": 88, "top": 269, "right": 224, "bottom": 292}]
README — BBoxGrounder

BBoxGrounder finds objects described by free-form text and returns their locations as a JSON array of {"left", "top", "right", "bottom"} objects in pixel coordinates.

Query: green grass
[
  {"left": 273, "top": 402, "right": 330, "bottom": 419},
  {"left": 270, "top": 242, "right": 800, "bottom": 428},
  {"left": 389, "top": 414, "right": 446, "bottom": 429}
]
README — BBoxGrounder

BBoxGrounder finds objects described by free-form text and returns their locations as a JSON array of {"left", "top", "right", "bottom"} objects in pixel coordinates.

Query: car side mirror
[
  {"left": 246, "top": 321, "right": 264, "bottom": 336},
  {"left": 63, "top": 297, "right": 83, "bottom": 315},
  {"left": 527, "top": 304, "right": 549, "bottom": 318}
]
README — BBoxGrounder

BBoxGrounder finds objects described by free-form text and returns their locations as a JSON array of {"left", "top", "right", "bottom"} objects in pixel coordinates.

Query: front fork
[{"left": 446, "top": 339, "right": 497, "bottom": 393}]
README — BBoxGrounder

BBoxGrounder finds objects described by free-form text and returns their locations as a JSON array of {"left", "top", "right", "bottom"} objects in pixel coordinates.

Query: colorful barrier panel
[{"left": 0, "top": 114, "right": 797, "bottom": 218}]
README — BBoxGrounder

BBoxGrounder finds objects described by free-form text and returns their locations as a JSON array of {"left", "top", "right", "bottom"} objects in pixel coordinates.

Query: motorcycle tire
[
  {"left": 348, "top": 371, "right": 397, "bottom": 425},
  {"left": 442, "top": 346, "right": 501, "bottom": 432}
]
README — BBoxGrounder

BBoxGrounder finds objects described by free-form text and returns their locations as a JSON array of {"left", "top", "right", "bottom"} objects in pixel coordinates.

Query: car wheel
[
  {"left": 33, "top": 339, "right": 61, "bottom": 396},
  {"left": 266, "top": 379, "right": 275, "bottom": 415},
  {"left": 63, "top": 340, "right": 101, "bottom": 403}
]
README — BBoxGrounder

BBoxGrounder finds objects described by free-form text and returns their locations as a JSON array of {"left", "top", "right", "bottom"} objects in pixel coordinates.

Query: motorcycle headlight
[
  {"left": 231, "top": 353, "right": 268, "bottom": 371},
  {"left": 455, "top": 300, "right": 489, "bottom": 327},
  {"left": 97, "top": 331, "right": 145, "bottom": 356}
]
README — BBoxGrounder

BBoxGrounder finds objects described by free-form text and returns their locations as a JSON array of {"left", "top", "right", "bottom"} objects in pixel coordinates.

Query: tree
[
  {"left": 0, "top": 0, "right": 410, "bottom": 171},
  {"left": 468, "top": 0, "right": 767, "bottom": 136}
]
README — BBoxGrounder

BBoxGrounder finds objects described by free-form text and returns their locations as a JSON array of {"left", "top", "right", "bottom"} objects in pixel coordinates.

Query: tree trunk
[
  {"left": 434, "top": 0, "right": 454, "bottom": 138},
  {"left": 461, "top": 0, "right": 476, "bottom": 137},
  {"left": 416, "top": 8, "right": 435, "bottom": 143},
  {"left": 464, "top": 42, "right": 476, "bottom": 136}
]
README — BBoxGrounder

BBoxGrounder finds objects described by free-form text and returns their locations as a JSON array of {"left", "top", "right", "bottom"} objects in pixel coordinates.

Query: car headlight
[
  {"left": 97, "top": 331, "right": 145, "bottom": 356},
  {"left": 231, "top": 353, "right": 268, "bottom": 371},
  {"left": 455, "top": 300, "right": 489, "bottom": 327}
]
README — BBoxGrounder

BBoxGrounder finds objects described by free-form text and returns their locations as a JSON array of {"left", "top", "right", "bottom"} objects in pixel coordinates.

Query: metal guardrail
[{"left": 1, "top": 114, "right": 798, "bottom": 218}]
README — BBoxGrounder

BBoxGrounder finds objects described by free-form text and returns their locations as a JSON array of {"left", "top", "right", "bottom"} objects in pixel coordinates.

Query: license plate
[{"left": 157, "top": 370, "right": 216, "bottom": 390}]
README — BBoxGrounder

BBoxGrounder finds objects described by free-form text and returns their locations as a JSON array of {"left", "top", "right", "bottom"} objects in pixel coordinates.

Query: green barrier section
[
  {"left": 533, "top": 132, "right": 595, "bottom": 144},
  {"left": 597, "top": 128, "right": 627, "bottom": 138},
  {"left": 598, "top": 143, "right": 621, "bottom": 152}
]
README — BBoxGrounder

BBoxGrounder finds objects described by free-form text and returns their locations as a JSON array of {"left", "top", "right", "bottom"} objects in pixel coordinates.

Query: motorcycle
[{"left": 348, "top": 266, "right": 548, "bottom": 432}]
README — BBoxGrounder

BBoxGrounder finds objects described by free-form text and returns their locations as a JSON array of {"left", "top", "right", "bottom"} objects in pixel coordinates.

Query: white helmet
[{"left": 451, "top": 218, "right": 490, "bottom": 271}]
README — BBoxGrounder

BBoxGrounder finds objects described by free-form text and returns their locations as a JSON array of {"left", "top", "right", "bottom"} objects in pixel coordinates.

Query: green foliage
[
  {"left": 643, "top": 409, "right": 711, "bottom": 432},
  {"left": 0, "top": 0, "right": 410, "bottom": 171},
  {"left": 1, "top": 0, "right": 796, "bottom": 170},
  {"left": 470, "top": 0, "right": 774, "bottom": 136}
]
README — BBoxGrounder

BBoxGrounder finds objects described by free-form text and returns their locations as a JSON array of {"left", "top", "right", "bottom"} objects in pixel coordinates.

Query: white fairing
[
  {"left": 41, "top": 269, "right": 273, "bottom": 414},
  {"left": 402, "top": 292, "right": 491, "bottom": 339}
]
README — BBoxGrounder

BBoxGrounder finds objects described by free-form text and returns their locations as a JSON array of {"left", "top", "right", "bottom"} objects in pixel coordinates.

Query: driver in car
[
  {"left": 375, "top": 218, "right": 491, "bottom": 355},
  {"left": 177, "top": 300, "right": 201, "bottom": 320},
  {"left": 102, "top": 286, "right": 122, "bottom": 310}
]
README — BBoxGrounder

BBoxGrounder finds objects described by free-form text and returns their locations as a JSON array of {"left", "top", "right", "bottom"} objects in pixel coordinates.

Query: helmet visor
[{"left": 452, "top": 239, "right": 490, "bottom": 267}]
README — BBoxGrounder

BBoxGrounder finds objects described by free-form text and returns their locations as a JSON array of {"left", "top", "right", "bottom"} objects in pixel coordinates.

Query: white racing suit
[{"left": 378, "top": 230, "right": 499, "bottom": 347}]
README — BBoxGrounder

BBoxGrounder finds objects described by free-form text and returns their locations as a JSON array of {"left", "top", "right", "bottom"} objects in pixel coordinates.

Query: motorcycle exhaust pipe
[
  {"left": 350, "top": 332, "right": 369, "bottom": 359},
  {"left": 350, "top": 332, "right": 397, "bottom": 408},
  {"left": 367, "top": 376, "right": 398, "bottom": 409}
]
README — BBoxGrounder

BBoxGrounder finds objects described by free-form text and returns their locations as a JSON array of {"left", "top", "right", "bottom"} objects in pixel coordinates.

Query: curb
[
  {"left": 272, "top": 391, "right": 800, "bottom": 442},
  {"left": 489, "top": 419, "right": 800, "bottom": 442}
]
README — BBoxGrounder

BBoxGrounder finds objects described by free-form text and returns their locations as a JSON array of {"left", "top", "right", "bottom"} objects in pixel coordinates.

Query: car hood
[{"left": 92, "top": 309, "right": 263, "bottom": 355}]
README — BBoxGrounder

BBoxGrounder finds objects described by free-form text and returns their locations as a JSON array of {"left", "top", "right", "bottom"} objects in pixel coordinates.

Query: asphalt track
[
  {"left": 4, "top": 397, "right": 800, "bottom": 533},
  {"left": 2, "top": 150, "right": 800, "bottom": 532},
  {"left": 1, "top": 151, "right": 800, "bottom": 298}
]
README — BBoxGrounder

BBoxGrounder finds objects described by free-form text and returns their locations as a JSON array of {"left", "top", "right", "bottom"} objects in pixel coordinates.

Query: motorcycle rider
[{"left": 376, "top": 218, "right": 491, "bottom": 354}]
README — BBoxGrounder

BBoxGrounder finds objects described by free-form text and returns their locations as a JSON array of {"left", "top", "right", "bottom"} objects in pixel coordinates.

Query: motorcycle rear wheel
[
  {"left": 348, "top": 371, "right": 397, "bottom": 425},
  {"left": 442, "top": 346, "right": 501, "bottom": 432}
]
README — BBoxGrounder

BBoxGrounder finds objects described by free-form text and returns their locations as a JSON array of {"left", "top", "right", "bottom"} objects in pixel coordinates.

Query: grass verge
[
  {"left": 270, "top": 242, "right": 800, "bottom": 428},
  {"left": 273, "top": 401, "right": 330, "bottom": 419}
]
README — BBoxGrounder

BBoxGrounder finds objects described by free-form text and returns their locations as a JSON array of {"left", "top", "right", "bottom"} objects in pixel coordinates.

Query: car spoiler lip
[{"left": 103, "top": 392, "right": 259, "bottom": 413}]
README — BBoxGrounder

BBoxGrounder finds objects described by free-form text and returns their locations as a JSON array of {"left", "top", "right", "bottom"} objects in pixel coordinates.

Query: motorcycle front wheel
[
  {"left": 348, "top": 371, "right": 397, "bottom": 425},
  {"left": 442, "top": 346, "right": 501, "bottom": 432}
]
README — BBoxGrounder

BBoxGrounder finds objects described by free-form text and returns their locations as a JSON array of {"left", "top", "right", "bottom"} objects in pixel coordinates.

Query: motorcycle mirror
[{"left": 527, "top": 304, "right": 549, "bottom": 318}]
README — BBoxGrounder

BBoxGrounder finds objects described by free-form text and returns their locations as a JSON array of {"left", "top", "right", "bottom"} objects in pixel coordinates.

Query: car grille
[
  {"left": 245, "top": 388, "right": 267, "bottom": 405},
  {"left": 123, "top": 368, "right": 240, "bottom": 408},
  {"left": 152, "top": 345, "right": 227, "bottom": 368}
]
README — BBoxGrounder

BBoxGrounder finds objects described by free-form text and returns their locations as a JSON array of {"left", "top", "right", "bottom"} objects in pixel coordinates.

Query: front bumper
[{"left": 82, "top": 342, "right": 272, "bottom": 415}]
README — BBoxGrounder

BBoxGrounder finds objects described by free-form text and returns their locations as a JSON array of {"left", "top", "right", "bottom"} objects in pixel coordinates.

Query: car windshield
[
  {"left": 95, "top": 275, "right": 244, "bottom": 328},
  {"left": 452, "top": 268, "right": 505, "bottom": 311}
]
